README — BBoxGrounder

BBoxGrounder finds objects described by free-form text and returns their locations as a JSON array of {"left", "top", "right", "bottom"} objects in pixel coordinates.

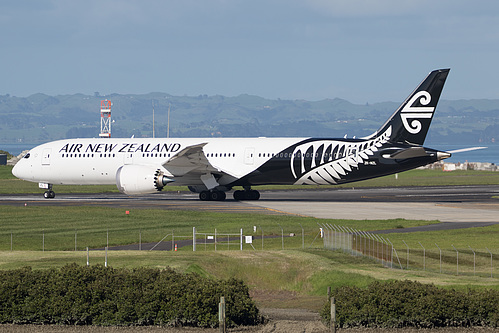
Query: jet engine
[{"left": 116, "top": 165, "right": 174, "bottom": 195}]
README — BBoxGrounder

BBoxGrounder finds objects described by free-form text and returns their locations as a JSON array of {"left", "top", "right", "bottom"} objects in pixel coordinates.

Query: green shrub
[
  {"left": 321, "top": 280, "right": 499, "bottom": 328},
  {"left": 0, "top": 264, "right": 261, "bottom": 327}
]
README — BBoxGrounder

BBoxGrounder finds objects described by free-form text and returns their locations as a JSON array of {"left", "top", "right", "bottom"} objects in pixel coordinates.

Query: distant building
[
  {"left": 421, "top": 161, "right": 498, "bottom": 172},
  {"left": 0, "top": 154, "right": 6, "bottom": 165},
  {"left": 443, "top": 163, "right": 456, "bottom": 171}
]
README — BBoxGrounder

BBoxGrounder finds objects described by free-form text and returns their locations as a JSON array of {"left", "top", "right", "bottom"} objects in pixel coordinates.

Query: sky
[{"left": 2, "top": 0, "right": 499, "bottom": 103}]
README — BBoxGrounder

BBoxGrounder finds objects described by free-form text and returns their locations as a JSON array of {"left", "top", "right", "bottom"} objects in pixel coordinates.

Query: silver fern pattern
[{"left": 291, "top": 126, "right": 392, "bottom": 185}]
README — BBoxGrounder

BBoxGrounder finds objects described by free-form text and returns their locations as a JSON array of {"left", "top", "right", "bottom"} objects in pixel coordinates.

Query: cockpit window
[{"left": 23, "top": 153, "right": 31, "bottom": 159}]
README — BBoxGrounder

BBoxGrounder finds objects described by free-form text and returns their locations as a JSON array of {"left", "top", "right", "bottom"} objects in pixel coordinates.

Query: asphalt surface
[
  {"left": 1, "top": 185, "right": 499, "bottom": 232},
  {"left": 248, "top": 185, "right": 499, "bottom": 223}
]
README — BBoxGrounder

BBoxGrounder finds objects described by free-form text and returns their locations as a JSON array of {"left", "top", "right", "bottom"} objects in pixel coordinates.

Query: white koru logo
[{"left": 400, "top": 91, "right": 434, "bottom": 134}]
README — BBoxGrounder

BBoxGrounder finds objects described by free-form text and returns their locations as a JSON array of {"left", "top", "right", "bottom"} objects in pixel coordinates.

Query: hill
[{"left": 0, "top": 93, "right": 498, "bottom": 145}]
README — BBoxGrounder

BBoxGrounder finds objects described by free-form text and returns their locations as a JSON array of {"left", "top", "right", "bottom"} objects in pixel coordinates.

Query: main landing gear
[
  {"left": 199, "top": 190, "right": 226, "bottom": 201},
  {"left": 233, "top": 188, "right": 260, "bottom": 201},
  {"left": 43, "top": 184, "right": 55, "bottom": 199},
  {"left": 198, "top": 188, "right": 261, "bottom": 201}
]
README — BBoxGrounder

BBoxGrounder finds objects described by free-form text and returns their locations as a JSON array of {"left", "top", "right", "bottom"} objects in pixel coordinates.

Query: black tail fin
[{"left": 369, "top": 69, "right": 450, "bottom": 145}]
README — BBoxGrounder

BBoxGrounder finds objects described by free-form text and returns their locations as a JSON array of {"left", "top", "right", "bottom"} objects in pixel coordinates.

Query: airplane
[{"left": 13, "top": 68, "right": 452, "bottom": 201}]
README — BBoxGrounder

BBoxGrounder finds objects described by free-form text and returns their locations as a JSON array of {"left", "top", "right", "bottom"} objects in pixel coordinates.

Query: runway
[
  {"left": 242, "top": 185, "right": 499, "bottom": 222},
  {"left": 1, "top": 185, "right": 499, "bottom": 228}
]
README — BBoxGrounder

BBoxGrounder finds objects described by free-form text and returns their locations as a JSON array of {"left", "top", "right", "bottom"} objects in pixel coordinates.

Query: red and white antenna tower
[{"left": 99, "top": 100, "right": 111, "bottom": 138}]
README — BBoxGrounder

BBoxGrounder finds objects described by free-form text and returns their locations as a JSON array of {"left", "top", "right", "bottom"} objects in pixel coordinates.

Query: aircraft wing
[
  {"left": 161, "top": 143, "right": 239, "bottom": 189},
  {"left": 162, "top": 143, "right": 215, "bottom": 176}
]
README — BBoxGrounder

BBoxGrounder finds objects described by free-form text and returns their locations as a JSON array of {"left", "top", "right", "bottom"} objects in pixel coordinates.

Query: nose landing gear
[
  {"left": 43, "top": 190, "right": 55, "bottom": 199},
  {"left": 42, "top": 184, "right": 55, "bottom": 199}
]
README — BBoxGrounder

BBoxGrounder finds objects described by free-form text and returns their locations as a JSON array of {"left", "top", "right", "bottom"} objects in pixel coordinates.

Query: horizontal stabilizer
[
  {"left": 447, "top": 147, "right": 487, "bottom": 154},
  {"left": 383, "top": 147, "right": 428, "bottom": 159}
]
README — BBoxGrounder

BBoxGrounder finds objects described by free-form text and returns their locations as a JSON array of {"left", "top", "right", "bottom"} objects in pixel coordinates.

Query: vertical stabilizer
[{"left": 370, "top": 69, "right": 450, "bottom": 145}]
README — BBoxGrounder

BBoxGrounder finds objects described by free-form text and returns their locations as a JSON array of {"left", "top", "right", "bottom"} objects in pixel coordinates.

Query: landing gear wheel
[
  {"left": 43, "top": 190, "right": 55, "bottom": 199},
  {"left": 248, "top": 190, "right": 260, "bottom": 200},
  {"left": 233, "top": 190, "right": 244, "bottom": 200},
  {"left": 210, "top": 191, "right": 226, "bottom": 201},
  {"left": 199, "top": 191, "right": 210, "bottom": 201}
]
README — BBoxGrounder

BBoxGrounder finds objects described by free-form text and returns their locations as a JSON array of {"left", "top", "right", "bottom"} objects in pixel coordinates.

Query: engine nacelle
[{"left": 116, "top": 165, "right": 174, "bottom": 195}]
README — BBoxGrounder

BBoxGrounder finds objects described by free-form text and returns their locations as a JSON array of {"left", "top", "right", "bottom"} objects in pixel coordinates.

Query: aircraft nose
[
  {"left": 12, "top": 158, "right": 29, "bottom": 180},
  {"left": 12, "top": 161, "right": 22, "bottom": 178}
]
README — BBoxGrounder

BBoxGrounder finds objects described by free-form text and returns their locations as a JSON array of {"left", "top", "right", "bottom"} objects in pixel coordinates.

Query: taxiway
[{"left": 1, "top": 186, "right": 498, "bottom": 228}]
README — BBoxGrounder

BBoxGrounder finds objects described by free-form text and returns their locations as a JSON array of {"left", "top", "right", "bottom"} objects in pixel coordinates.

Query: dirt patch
[
  {"left": 250, "top": 289, "right": 324, "bottom": 311},
  {"left": 1, "top": 323, "right": 497, "bottom": 333}
]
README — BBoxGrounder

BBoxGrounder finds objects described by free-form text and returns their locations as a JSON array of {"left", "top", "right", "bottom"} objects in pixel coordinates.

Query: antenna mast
[
  {"left": 167, "top": 103, "right": 171, "bottom": 138},
  {"left": 152, "top": 100, "right": 155, "bottom": 138}
]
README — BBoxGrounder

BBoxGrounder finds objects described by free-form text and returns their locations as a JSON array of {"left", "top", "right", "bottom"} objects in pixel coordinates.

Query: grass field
[
  {"left": 1, "top": 165, "right": 498, "bottom": 310},
  {"left": 0, "top": 205, "right": 498, "bottom": 310},
  {"left": 0, "top": 206, "right": 440, "bottom": 251},
  {"left": 1, "top": 248, "right": 497, "bottom": 311},
  {"left": 383, "top": 226, "right": 499, "bottom": 279}
]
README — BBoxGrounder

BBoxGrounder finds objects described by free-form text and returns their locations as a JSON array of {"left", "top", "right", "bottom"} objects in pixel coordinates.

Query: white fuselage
[{"left": 12, "top": 137, "right": 307, "bottom": 187}]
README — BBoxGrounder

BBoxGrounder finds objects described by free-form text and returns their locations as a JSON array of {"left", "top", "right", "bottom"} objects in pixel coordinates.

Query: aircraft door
[
  {"left": 42, "top": 148, "right": 51, "bottom": 166},
  {"left": 244, "top": 148, "right": 254, "bottom": 165}
]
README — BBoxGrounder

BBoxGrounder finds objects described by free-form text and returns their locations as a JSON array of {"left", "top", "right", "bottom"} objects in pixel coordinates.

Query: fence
[
  {"left": 319, "top": 223, "right": 498, "bottom": 278},
  {"left": 2, "top": 225, "right": 320, "bottom": 252},
  {"left": 5, "top": 224, "right": 496, "bottom": 278}
]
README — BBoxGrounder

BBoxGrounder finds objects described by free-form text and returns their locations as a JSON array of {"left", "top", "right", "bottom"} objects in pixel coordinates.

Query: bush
[
  {"left": 321, "top": 280, "right": 499, "bottom": 328},
  {"left": 0, "top": 264, "right": 261, "bottom": 327}
]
